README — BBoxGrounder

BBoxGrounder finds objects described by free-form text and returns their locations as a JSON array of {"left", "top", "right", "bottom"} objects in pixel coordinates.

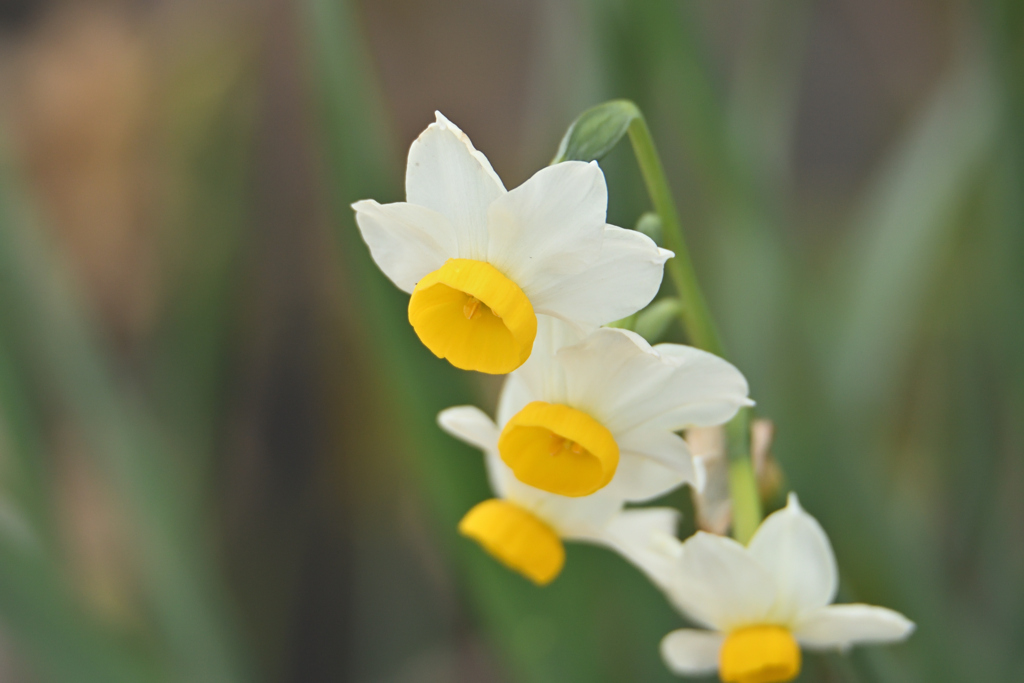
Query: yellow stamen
[
  {"left": 408, "top": 259, "right": 536, "bottom": 374},
  {"left": 720, "top": 626, "right": 801, "bottom": 683},
  {"left": 463, "top": 297, "right": 482, "bottom": 320},
  {"left": 458, "top": 498, "right": 565, "bottom": 585},
  {"left": 498, "top": 401, "right": 619, "bottom": 497}
]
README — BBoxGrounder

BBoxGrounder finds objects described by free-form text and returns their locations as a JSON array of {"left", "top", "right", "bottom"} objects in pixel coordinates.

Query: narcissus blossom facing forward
[
  {"left": 659, "top": 494, "right": 914, "bottom": 683},
  {"left": 352, "top": 112, "right": 671, "bottom": 374},
  {"left": 438, "top": 404, "right": 680, "bottom": 586},
  {"left": 494, "top": 318, "right": 751, "bottom": 498}
]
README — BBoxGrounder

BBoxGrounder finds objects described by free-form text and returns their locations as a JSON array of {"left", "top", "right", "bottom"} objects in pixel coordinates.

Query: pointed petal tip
[
  {"left": 876, "top": 608, "right": 915, "bottom": 639},
  {"left": 436, "top": 405, "right": 500, "bottom": 453},
  {"left": 795, "top": 604, "right": 916, "bottom": 650},
  {"left": 419, "top": 111, "right": 458, "bottom": 139},
  {"left": 902, "top": 618, "right": 917, "bottom": 638}
]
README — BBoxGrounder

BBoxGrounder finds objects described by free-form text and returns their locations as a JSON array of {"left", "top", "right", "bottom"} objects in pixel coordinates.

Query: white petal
[
  {"left": 507, "top": 481, "right": 622, "bottom": 538},
  {"left": 437, "top": 406, "right": 499, "bottom": 452},
  {"left": 405, "top": 112, "right": 505, "bottom": 260},
  {"left": 605, "top": 429, "right": 696, "bottom": 502},
  {"left": 557, "top": 328, "right": 751, "bottom": 435},
  {"left": 529, "top": 226, "right": 672, "bottom": 327},
  {"left": 495, "top": 372, "right": 537, "bottom": 428},
  {"left": 660, "top": 629, "right": 724, "bottom": 676},
  {"left": 482, "top": 451, "right": 513, "bottom": 499},
  {"left": 637, "top": 343, "right": 753, "bottom": 431},
  {"left": 594, "top": 507, "right": 682, "bottom": 591},
  {"left": 352, "top": 200, "right": 458, "bottom": 293},
  {"left": 506, "top": 316, "right": 584, "bottom": 413},
  {"left": 793, "top": 604, "right": 915, "bottom": 650},
  {"left": 670, "top": 532, "right": 776, "bottom": 631},
  {"left": 558, "top": 328, "right": 668, "bottom": 422},
  {"left": 748, "top": 493, "right": 838, "bottom": 622},
  {"left": 486, "top": 161, "right": 606, "bottom": 291},
  {"left": 438, "top": 407, "right": 507, "bottom": 496}
]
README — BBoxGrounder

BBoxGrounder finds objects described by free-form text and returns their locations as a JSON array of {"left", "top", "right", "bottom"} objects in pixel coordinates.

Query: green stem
[
  {"left": 627, "top": 116, "right": 723, "bottom": 356},
  {"left": 626, "top": 114, "right": 763, "bottom": 539},
  {"left": 726, "top": 408, "right": 762, "bottom": 544}
]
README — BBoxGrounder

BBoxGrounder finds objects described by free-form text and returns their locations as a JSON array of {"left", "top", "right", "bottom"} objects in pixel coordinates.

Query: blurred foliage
[{"left": 0, "top": 0, "right": 1018, "bottom": 682}]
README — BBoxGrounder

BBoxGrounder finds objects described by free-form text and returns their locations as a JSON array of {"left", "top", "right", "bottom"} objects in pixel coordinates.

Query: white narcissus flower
[
  {"left": 352, "top": 112, "right": 672, "bottom": 375},
  {"left": 659, "top": 494, "right": 914, "bottom": 683},
  {"left": 493, "top": 318, "right": 751, "bottom": 499},
  {"left": 437, "top": 403, "right": 682, "bottom": 587}
]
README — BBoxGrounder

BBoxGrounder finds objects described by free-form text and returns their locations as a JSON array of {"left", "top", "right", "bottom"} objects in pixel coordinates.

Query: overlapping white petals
[
  {"left": 610, "top": 429, "right": 695, "bottom": 502},
  {"left": 487, "top": 161, "right": 606, "bottom": 287},
  {"left": 528, "top": 226, "right": 672, "bottom": 329},
  {"left": 793, "top": 605, "right": 915, "bottom": 650},
  {"left": 655, "top": 494, "right": 914, "bottom": 677},
  {"left": 354, "top": 111, "right": 669, "bottom": 333},
  {"left": 748, "top": 493, "right": 837, "bottom": 623},
  {"left": 350, "top": 200, "right": 457, "bottom": 293},
  {"left": 406, "top": 112, "right": 504, "bottom": 260},
  {"left": 553, "top": 328, "right": 752, "bottom": 435},
  {"left": 503, "top": 319, "right": 749, "bottom": 500},
  {"left": 598, "top": 507, "right": 682, "bottom": 591},
  {"left": 507, "top": 472, "right": 622, "bottom": 539},
  {"left": 660, "top": 630, "right": 725, "bottom": 676},
  {"left": 669, "top": 531, "right": 777, "bottom": 630},
  {"left": 500, "top": 322, "right": 583, "bottom": 419}
]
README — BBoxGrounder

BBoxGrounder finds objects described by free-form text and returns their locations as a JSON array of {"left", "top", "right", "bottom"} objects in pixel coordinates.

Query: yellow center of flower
[
  {"left": 408, "top": 258, "right": 537, "bottom": 374},
  {"left": 457, "top": 498, "right": 565, "bottom": 585},
  {"left": 498, "top": 401, "right": 619, "bottom": 497},
  {"left": 720, "top": 626, "right": 801, "bottom": 683}
]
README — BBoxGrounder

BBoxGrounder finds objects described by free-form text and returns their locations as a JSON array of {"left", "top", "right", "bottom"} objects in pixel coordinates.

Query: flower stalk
[
  {"left": 626, "top": 115, "right": 722, "bottom": 355},
  {"left": 726, "top": 407, "right": 761, "bottom": 544},
  {"left": 625, "top": 111, "right": 764, "bottom": 541}
]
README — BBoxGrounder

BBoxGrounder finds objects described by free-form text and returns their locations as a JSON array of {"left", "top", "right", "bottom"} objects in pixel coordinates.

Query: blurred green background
[{"left": 0, "top": 0, "right": 1020, "bottom": 681}]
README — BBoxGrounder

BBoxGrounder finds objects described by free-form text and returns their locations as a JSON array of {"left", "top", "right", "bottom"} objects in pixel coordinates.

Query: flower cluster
[{"left": 353, "top": 112, "right": 913, "bottom": 682}]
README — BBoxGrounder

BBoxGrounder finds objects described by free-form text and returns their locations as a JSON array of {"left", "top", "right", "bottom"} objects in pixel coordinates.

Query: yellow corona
[
  {"left": 719, "top": 626, "right": 801, "bottom": 683},
  {"left": 408, "top": 259, "right": 537, "bottom": 374},
  {"left": 498, "top": 401, "right": 619, "bottom": 497},
  {"left": 458, "top": 498, "right": 565, "bottom": 585}
]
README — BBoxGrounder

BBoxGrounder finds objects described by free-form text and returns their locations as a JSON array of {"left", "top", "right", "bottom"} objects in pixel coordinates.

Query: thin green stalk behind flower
[
  {"left": 554, "top": 100, "right": 763, "bottom": 541},
  {"left": 553, "top": 101, "right": 719, "bottom": 352}
]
